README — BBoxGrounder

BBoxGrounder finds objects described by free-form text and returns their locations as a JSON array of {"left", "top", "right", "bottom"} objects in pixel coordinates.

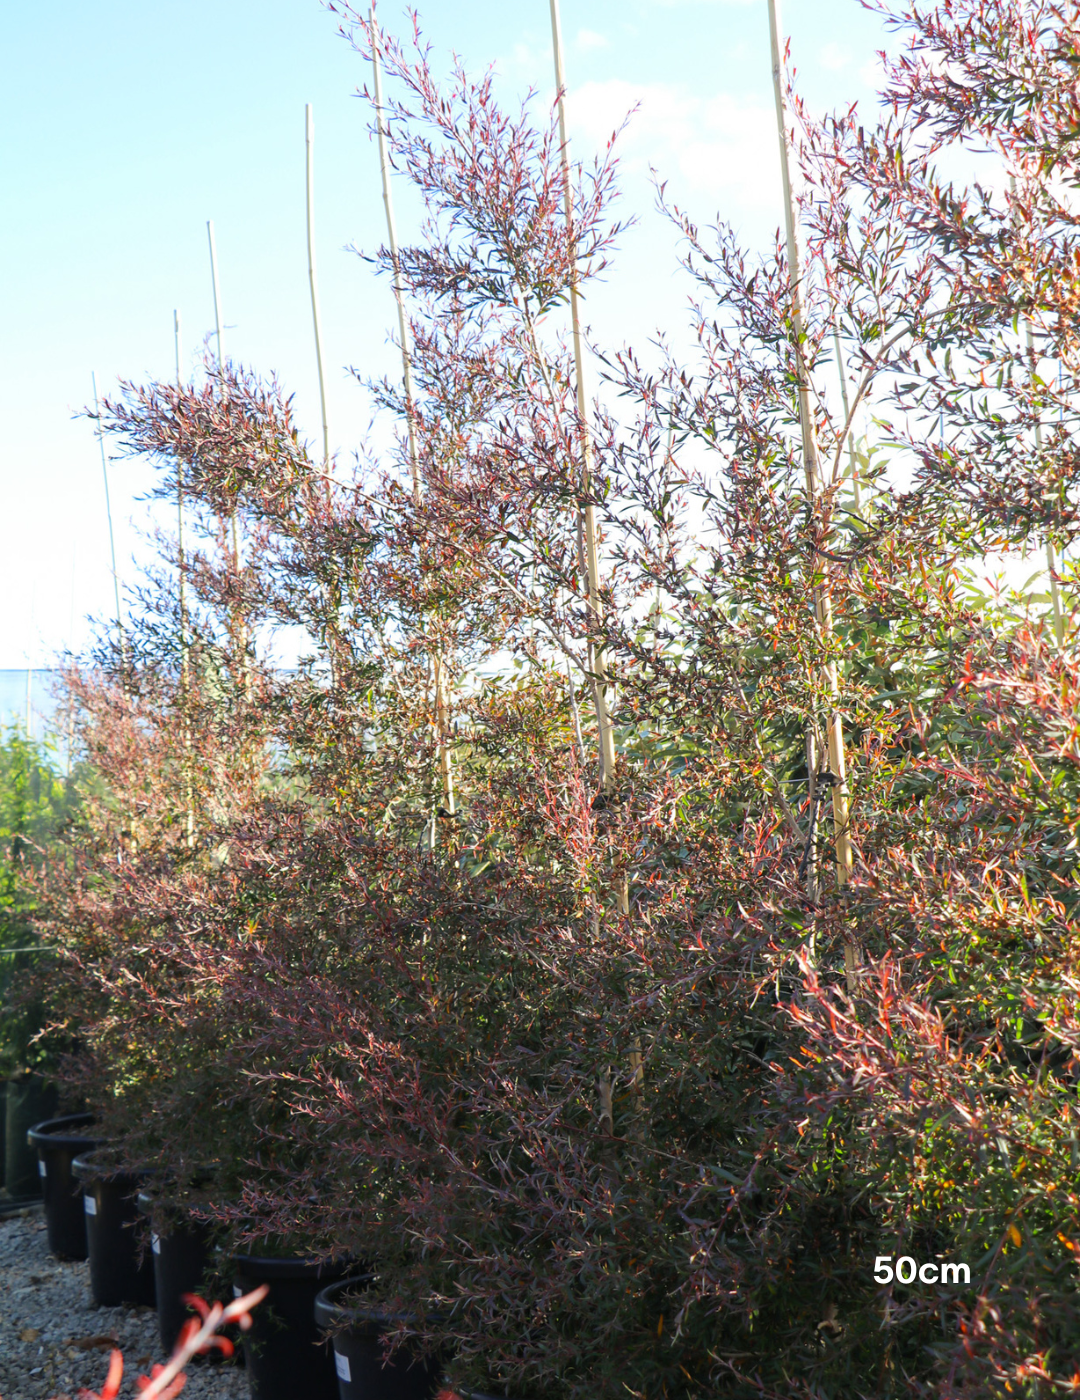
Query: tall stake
[
  {"left": 550, "top": 2, "right": 634, "bottom": 1132},
  {"left": 67, "top": 544, "right": 77, "bottom": 776},
  {"left": 1029, "top": 322, "right": 1065, "bottom": 645},
  {"left": 206, "top": 220, "right": 224, "bottom": 370},
  {"left": 371, "top": 5, "right": 454, "bottom": 843},
  {"left": 549, "top": 0, "right": 618, "bottom": 805},
  {"left": 1011, "top": 177, "right": 1066, "bottom": 646},
  {"left": 832, "top": 323, "right": 862, "bottom": 519},
  {"left": 175, "top": 311, "right": 195, "bottom": 849},
  {"left": 92, "top": 371, "right": 126, "bottom": 675},
  {"left": 767, "top": 0, "right": 855, "bottom": 980},
  {"left": 306, "top": 104, "right": 331, "bottom": 471},
  {"left": 306, "top": 103, "right": 343, "bottom": 689},
  {"left": 370, "top": 10, "right": 421, "bottom": 506},
  {"left": 207, "top": 221, "right": 246, "bottom": 684}
]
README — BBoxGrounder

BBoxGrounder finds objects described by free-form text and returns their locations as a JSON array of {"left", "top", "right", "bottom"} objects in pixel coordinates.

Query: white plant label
[
  {"left": 233, "top": 1285, "right": 243, "bottom": 1298},
  {"left": 84, "top": 1195, "right": 97, "bottom": 1216},
  {"left": 152, "top": 1233, "right": 161, "bottom": 1254},
  {"left": 335, "top": 1351, "right": 351, "bottom": 1383},
  {"left": 38, "top": 1160, "right": 47, "bottom": 1178}
]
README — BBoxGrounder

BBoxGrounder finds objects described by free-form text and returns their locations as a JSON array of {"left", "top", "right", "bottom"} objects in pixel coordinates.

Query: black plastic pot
[
  {"left": 72, "top": 1153, "right": 156, "bottom": 1307},
  {"left": 313, "top": 1276, "right": 443, "bottom": 1400},
  {"left": 455, "top": 1393, "right": 523, "bottom": 1400},
  {"left": 138, "top": 1190, "right": 215, "bottom": 1353},
  {"left": 4, "top": 1075, "right": 58, "bottom": 1200},
  {"left": 233, "top": 1252, "right": 352, "bottom": 1400},
  {"left": 27, "top": 1114, "right": 102, "bottom": 1259},
  {"left": 0, "top": 1080, "right": 7, "bottom": 1194}
]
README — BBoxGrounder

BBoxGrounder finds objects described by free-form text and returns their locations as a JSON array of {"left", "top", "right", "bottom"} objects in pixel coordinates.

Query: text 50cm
[{"left": 875, "top": 1256, "right": 970, "bottom": 1285}]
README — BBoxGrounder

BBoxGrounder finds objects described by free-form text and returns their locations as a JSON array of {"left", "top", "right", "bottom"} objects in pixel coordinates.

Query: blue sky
[{"left": 2, "top": 0, "right": 893, "bottom": 668}]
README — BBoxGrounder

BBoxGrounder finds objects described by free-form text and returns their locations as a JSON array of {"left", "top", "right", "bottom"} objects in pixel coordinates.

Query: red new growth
[{"left": 63, "top": 1288, "right": 269, "bottom": 1400}]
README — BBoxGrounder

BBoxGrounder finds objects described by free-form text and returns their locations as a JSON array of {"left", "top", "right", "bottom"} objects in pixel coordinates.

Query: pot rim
[
  {"left": 232, "top": 1251, "right": 351, "bottom": 1281},
  {"left": 313, "top": 1275, "right": 444, "bottom": 1334},
  {"left": 71, "top": 1152, "right": 155, "bottom": 1186},
  {"left": 26, "top": 1114, "right": 103, "bottom": 1154}
]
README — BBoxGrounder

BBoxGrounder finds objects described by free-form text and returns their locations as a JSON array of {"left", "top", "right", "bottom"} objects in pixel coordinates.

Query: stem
[
  {"left": 175, "top": 310, "right": 195, "bottom": 850},
  {"left": 1010, "top": 173, "right": 1063, "bottom": 645},
  {"left": 566, "top": 659, "right": 587, "bottom": 769},
  {"left": 305, "top": 103, "right": 343, "bottom": 688},
  {"left": 207, "top": 220, "right": 224, "bottom": 368},
  {"left": 371, "top": 4, "right": 455, "bottom": 833},
  {"left": 433, "top": 649, "right": 455, "bottom": 819},
  {"left": 370, "top": 8, "right": 421, "bottom": 506},
  {"left": 92, "top": 371, "right": 126, "bottom": 678},
  {"left": 306, "top": 103, "right": 332, "bottom": 474},
  {"left": 767, "top": 0, "right": 854, "bottom": 930},
  {"left": 207, "top": 221, "right": 248, "bottom": 692},
  {"left": 1025, "top": 313, "right": 1063, "bottom": 645},
  {"left": 832, "top": 321, "right": 862, "bottom": 518},
  {"left": 549, "top": 0, "right": 617, "bottom": 797}
]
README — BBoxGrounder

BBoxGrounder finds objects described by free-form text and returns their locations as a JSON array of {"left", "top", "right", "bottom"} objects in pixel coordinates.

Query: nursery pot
[
  {"left": 451, "top": 1393, "right": 522, "bottom": 1400},
  {"left": 72, "top": 1153, "right": 156, "bottom": 1307},
  {"left": 233, "top": 1251, "right": 352, "bottom": 1400},
  {"left": 313, "top": 1276, "right": 443, "bottom": 1400},
  {"left": 0, "top": 1080, "right": 6, "bottom": 1195},
  {"left": 27, "top": 1113, "right": 102, "bottom": 1259},
  {"left": 138, "top": 1190, "right": 215, "bottom": 1354},
  {"left": 4, "top": 1074, "right": 58, "bottom": 1200}
]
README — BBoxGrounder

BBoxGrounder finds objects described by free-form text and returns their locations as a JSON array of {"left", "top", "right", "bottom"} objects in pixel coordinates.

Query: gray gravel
[{"left": 0, "top": 1209, "right": 248, "bottom": 1400}]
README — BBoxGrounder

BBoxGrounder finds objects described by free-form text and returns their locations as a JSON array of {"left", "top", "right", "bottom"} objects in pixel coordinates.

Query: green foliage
[{"left": 0, "top": 726, "right": 76, "bottom": 1074}]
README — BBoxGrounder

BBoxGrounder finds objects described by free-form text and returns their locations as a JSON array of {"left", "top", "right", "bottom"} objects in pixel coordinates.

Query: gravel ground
[{"left": 0, "top": 1209, "right": 248, "bottom": 1400}]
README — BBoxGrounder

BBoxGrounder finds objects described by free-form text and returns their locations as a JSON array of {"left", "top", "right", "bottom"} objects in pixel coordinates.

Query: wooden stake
[
  {"left": 767, "top": 0, "right": 854, "bottom": 976},
  {"left": 370, "top": 5, "right": 454, "bottom": 843},
  {"left": 832, "top": 322, "right": 862, "bottom": 519},
  {"left": 1018, "top": 203, "right": 1064, "bottom": 643},
  {"left": 206, "top": 222, "right": 248, "bottom": 695},
  {"left": 370, "top": 9, "right": 421, "bottom": 506},
  {"left": 206, "top": 220, "right": 224, "bottom": 368},
  {"left": 549, "top": 0, "right": 617, "bottom": 797},
  {"left": 206, "top": 222, "right": 240, "bottom": 562},
  {"left": 175, "top": 311, "right": 195, "bottom": 849},
  {"left": 306, "top": 104, "right": 331, "bottom": 471},
  {"left": 92, "top": 372, "right": 126, "bottom": 674}
]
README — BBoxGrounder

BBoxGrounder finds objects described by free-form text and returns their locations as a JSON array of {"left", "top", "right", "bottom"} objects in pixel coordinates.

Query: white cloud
[
  {"left": 858, "top": 54, "right": 887, "bottom": 91},
  {"left": 819, "top": 42, "right": 851, "bottom": 72},
  {"left": 653, "top": 0, "right": 758, "bottom": 7},
  {"left": 565, "top": 78, "right": 781, "bottom": 217},
  {"left": 576, "top": 28, "right": 610, "bottom": 52}
]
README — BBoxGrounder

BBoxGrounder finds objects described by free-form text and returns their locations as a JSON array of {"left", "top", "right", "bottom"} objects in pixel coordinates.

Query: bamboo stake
[
  {"left": 549, "top": 0, "right": 618, "bottom": 804},
  {"left": 305, "top": 103, "right": 343, "bottom": 690},
  {"left": 370, "top": 4, "right": 455, "bottom": 845},
  {"left": 175, "top": 311, "right": 195, "bottom": 849},
  {"left": 832, "top": 322, "right": 862, "bottom": 519},
  {"left": 207, "top": 220, "right": 224, "bottom": 369},
  {"left": 1030, "top": 326, "right": 1065, "bottom": 645},
  {"left": 67, "top": 545, "right": 77, "bottom": 776},
  {"left": 767, "top": 0, "right": 855, "bottom": 982},
  {"left": 206, "top": 223, "right": 241, "bottom": 567},
  {"left": 550, "top": 2, "right": 634, "bottom": 1130},
  {"left": 207, "top": 221, "right": 249, "bottom": 695},
  {"left": 92, "top": 372, "right": 126, "bottom": 675},
  {"left": 370, "top": 9, "right": 420, "bottom": 506},
  {"left": 1009, "top": 174, "right": 1064, "bottom": 644},
  {"left": 306, "top": 104, "right": 331, "bottom": 471}
]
